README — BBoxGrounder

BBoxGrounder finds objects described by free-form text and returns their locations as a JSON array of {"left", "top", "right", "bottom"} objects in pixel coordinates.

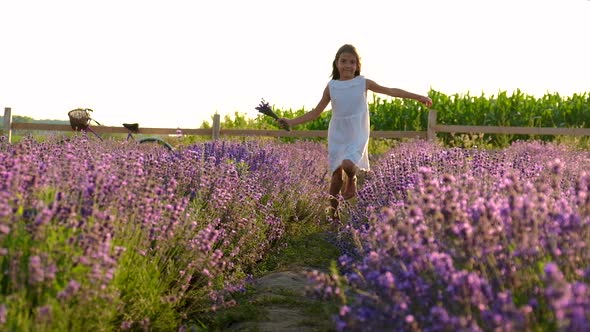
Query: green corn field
[{"left": 224, "top": 89, "right": 589, "bottom": 148}]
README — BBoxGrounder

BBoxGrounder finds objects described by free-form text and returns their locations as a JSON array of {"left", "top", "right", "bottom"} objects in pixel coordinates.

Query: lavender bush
[
  {"left": 0, "top": 135, "right": 328, "bottom": 330},
  {"left": 311, "top": 140, "right": 590, "bottom": 331}
]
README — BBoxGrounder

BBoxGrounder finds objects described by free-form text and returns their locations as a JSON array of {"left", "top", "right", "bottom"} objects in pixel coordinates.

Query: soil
[{"left": 225, "top": 267, "right": 335, "bottom": 332}]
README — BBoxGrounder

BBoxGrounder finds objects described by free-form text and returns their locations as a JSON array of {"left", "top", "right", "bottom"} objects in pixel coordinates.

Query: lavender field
[
  {"left": 0, "top": 135, "right": 329, "bottom": 330},
  {"left": 1, "top": 135, "right": 590, "bottom": 331},
  {"left": 311, "top": 140, "right": 590, "bottom": 331}
]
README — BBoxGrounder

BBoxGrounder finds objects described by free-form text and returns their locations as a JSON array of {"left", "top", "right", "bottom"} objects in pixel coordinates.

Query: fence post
[
  {"left": 427, "top": 109, "right": 437, "bottom": 141},
  {"left": 212, "top": 113, "right": 220, "bottom": 140},
  {"left": 3, "top": 107, "right": 11, "bottom": 143}
]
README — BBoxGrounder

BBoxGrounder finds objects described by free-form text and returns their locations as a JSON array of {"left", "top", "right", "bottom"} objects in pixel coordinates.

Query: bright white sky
[{"left": 1, "top": 0, "right": 588, "bottom": 129}]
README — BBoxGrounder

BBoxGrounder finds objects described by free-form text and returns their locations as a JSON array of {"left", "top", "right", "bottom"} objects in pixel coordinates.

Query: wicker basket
[{"left": 68, "top": 108, "right": 92, "bottom": 130}]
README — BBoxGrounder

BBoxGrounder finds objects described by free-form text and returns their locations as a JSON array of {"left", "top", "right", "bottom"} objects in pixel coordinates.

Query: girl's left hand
[{"left": 418, "top": 96, "right": 433, "bottom": 107}]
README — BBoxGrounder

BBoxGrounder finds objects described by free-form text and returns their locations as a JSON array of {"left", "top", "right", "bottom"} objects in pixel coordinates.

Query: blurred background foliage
[{"left": 202, "top": 89, "right": 590, "bottom": 149}]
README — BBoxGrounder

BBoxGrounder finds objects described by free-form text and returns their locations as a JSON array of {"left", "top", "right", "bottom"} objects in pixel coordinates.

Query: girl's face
[{"left": 336, "top": 52, "right": 358, "bottom": 80}]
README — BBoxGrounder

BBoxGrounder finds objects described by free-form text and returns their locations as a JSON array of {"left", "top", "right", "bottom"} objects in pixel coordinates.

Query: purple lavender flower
[
  {"left": 28, "top": 255, "right": 45, "bottom": 285},
  {"left": 57, "top": 280, "right": 81, "bottom": 301},
  {"left": 255, "top": 98, "right": 279, "bottom": 120},
  {"left": 255, "top": 98, "right": 290, "bottom": 131},
  {"left": 120, "top": 320, "right": 133, "bottom": 330},
  {"left": 0, "top": 304, "right": 6, "bottom": 324},
  {"left": 36, "top": 305, "right": 52, "bottom": 324}
]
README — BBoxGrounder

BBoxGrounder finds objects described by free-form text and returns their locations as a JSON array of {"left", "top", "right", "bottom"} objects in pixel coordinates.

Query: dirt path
[
  {"left": 200, "top": 221, "right": 343, "bottom": 331},
  {"left": 225, "top": 267, "right": 335, "bottom": 332}
]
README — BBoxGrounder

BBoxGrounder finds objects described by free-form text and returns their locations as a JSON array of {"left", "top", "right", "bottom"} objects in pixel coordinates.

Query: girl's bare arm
[
  {"left": 279, "top": 85, "right": 331, "bottom": 127},
  {"left": 366, "top": 79, "right": 432, "bottom": 107}
]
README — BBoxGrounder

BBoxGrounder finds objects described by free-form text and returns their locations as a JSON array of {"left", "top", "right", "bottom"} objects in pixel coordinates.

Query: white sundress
[{"left": 327, "top": 75, "right": 370, "bottom": 173}]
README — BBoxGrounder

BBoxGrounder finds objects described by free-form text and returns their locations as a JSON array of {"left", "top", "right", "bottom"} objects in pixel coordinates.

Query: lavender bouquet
[{"left": 255, "top": 99, "right": 290, "bottom": 131}]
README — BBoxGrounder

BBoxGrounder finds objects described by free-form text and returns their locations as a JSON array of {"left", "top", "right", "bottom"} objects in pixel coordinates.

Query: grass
[{"left": 255, "top": 218, "right": 342, "bottom": 274}]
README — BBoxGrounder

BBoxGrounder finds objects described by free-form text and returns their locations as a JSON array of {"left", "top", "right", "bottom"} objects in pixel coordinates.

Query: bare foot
[
  {"left": 327, "top": 206, "right": 340, "bottom": 221},
  {"left": 342, "top": 175, "right": 357, "bottom": 200}
]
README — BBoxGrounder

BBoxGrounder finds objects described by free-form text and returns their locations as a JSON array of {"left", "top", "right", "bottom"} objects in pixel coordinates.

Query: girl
[{"left": 278, "top": 44, "right": 432, "bottom": 219}]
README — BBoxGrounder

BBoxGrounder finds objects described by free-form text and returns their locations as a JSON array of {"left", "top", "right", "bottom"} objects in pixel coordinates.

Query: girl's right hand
[{"left": 277, "top": 118, "right": 292, "bottom": 131}]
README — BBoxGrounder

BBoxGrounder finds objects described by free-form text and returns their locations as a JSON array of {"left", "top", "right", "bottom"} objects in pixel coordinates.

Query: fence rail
[
  {"left": 434, "top": 124, "right": 590, "bottom": 136},
  {"left": 3, "top": 107, "right": 590, "bottom": 144}
]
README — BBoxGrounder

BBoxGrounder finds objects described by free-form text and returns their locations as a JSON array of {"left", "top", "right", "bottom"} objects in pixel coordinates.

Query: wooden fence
[{"left": 3, "top": 107, "right": 590, "bottom": 144}]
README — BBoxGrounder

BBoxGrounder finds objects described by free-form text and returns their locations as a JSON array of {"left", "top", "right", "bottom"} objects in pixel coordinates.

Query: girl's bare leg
[
  {"left": 341, "top": 159, "right": 358, "bottom": 200},
  {"left": 329, "top": 167, "right": 344, "bottom": 219}
]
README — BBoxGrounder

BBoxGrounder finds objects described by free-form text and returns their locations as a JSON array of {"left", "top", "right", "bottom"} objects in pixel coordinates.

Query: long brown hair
[{"left": 331, "top": 44, "right": 362, "bottom": 79}]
